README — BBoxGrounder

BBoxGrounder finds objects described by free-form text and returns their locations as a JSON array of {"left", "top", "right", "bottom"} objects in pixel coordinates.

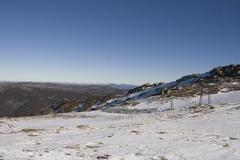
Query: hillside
[
  {"left": 0, "top": 82, "right": 133, "bottom": 117},
  {"left": 93, "top": 64, "right": 240, "bottom": 110}
]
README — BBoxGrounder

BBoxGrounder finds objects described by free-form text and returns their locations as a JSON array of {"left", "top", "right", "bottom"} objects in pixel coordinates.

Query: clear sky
[{"left": 0, "top": 0, "right": 239, "bottom": 84}]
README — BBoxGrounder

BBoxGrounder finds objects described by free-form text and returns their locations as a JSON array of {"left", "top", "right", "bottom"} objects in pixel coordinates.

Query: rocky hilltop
[{"left": 93, "top": 64, "right": 240, "bottom": 109}]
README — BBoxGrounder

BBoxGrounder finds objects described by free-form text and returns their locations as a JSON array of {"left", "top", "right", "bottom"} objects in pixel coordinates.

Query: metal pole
[{"left": 199, "top": 85, "right": 203, "bottom": 106}]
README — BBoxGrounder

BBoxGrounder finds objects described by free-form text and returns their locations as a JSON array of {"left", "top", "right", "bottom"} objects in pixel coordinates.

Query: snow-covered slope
[
  {"left": 121, "top": 91, "right": 240, "bottom": 111},
  {"left": 0, "top": 93, "right": 240, "bottom": 160},
  {"left": 1, "top": 64, "right": 240, "bottom": 160}
]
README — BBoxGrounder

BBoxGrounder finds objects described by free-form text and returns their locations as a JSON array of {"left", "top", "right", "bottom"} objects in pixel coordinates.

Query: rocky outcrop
[
  {"left": 210, "top": 64, "right": 240, "bottom": 78},
  {"left": 127, "top": 82, "right": 163, "bottom": 95}
]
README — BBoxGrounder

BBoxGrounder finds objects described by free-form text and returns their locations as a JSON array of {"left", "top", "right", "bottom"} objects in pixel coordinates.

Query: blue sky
[{"left": 0, "top": 0, "right": 239, "bottom": 84}]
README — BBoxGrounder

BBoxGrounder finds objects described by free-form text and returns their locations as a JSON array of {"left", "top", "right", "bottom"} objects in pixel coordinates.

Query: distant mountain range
[
  {"left": 0, "top": 82, "right": 135, "bottom": 117},
  {"left": 109, "top": 84, "right": 138, "bottom": 90}
]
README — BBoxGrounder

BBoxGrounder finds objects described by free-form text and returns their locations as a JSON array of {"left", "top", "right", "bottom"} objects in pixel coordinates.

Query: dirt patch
[
  {"left": 131, "top": 130, "right": 142, "bottom": 135},
  {"left": 65, "top": 144, "right": 81, "bottom": 149},
  {"left": 229, "top": 137, "right": 238, "bottom": 140},
  {"left": 77, "top": 125, "right": 91, "bottom": 130},
  {"left": 21, "top": 128, "right": 45, "bottom": 133},
  {"left": 223, "top": 143, "right": 230, "bottom": 148},
  {"left": 97, "top": 154, "right": 111, "bottom": 159},
  {"left": 28, "top": 133, "right": 39, "bottom": 137}
]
